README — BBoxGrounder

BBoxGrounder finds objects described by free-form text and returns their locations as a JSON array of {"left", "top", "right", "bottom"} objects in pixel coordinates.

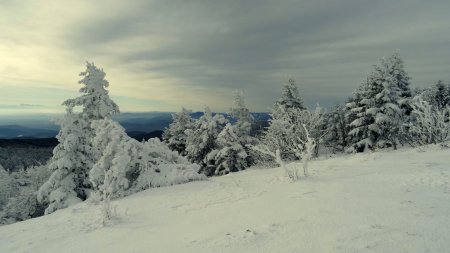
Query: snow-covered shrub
[
  {"left": 1, "top": 189, "right": 39, "bottom": 225},
  {"left": 130, "top": 138, "right": 205, "bottom": 192},
  {"left": 261, "top": 103, "right": 325, "bottom": 163},
  {"left": 90, "top": 119, "right": 205, "bottom": 199},
  {"left": 418, "top": 80, "right": 450, "bottom": 110},
  {"left": 0, "top": 147, "right": 52, "bottom": 172},
  {"left": 1, "top": 165, "right": 50, "bottom": 225},
  {"left": 404, "top": 98, "right": 450, "bottom": 145},
  {"left": 253, "top": 123, "right": 316, "bottom": 181},
  {"left": 0, "top": 165, "right": 16, "bottom": 210}
]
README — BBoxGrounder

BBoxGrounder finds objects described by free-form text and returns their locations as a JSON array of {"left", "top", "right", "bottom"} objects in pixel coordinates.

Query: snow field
[{"left": 1, "top": 145, "right": 449, "bottom": 253}]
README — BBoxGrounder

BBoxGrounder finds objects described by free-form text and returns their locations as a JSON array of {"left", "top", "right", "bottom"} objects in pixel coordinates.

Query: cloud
[
  {"left": 19, "top": 104, "right": 44, "bottom": 108},
  {"left": 1, "top": 0, "right": 450, "bottom": 113}
]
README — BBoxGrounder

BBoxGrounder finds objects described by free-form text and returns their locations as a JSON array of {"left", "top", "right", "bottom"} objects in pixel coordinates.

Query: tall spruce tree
[
  {"left": 38, "top": 62, "right": 119, "bottom": 214},
  {"left": 348, "top": 53, "right": 411, "bottom": 151}
]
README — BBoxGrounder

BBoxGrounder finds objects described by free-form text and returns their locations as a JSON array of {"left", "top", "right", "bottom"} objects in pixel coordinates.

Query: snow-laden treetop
[{"left": 64, "top": 62, "right": 119, "bottom": 119}]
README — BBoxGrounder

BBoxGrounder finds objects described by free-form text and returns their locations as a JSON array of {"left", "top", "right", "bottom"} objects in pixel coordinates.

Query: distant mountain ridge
[{"left": 0, "top": 112, "right": 270, "bottom": 139}]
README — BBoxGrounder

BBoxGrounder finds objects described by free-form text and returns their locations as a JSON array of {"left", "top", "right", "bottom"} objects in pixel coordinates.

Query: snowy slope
[{"left": 1, "top": 145, "right": 450, "bottom": 253}]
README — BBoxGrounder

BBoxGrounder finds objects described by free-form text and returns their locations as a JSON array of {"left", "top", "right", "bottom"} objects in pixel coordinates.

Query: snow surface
[{"left": 1, "top": 145, "right": 450, "bottom": 253}]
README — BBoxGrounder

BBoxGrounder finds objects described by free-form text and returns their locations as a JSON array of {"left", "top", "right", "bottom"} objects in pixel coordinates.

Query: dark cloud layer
[{"left": 3, "top": 0, "right": 450, "bottom": 112}]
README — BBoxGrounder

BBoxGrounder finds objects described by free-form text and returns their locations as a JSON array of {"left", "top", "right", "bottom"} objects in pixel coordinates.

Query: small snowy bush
[{"left": 405, "top": 98, "right": 450, "bottom": 145}]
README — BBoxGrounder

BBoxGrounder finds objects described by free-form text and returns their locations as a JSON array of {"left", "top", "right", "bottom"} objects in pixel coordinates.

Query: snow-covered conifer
[
  {"left": 347, "top": 53, "right": 411, "bottom": 151},
  {"left": 90, "top": 119, "right": 131, "bottom": 200},
  {"left": 405, "top": 97, "right": 450, "bottom": 145},
  {"left": 372, "top": 53, "right": 411, "bottom": 149},
  {"left": 262, "top": 78, "right": 306, "bottom": 161},
  {"left": 419, "top": 81, "right": 450, "bottom": 110},
  {"left": 38, "top": 63, "right": 120, "bottom": 214},
  {"left": 275, "top": 77, "right": 305, "bottom": 111},
  {"left": 162, "top": 108, "right": 195, "bottom": 156},
  {"left": 63, "top": 62, "right": 119, "bottom": 120},
  {"left": 37, "top": 108, "right": 89, "bottom": 214},
  {"left": 214, "top": 91, "right": 256, "bottom": 175},
  {"left": 346, "top": 79, "right": 376, "bottom": 152},
  {"left": 185, "top": 107, "right": 227, "bottom": 175},
  {"left": 325, "top": 104, "right": 350, "bottom": 152}
]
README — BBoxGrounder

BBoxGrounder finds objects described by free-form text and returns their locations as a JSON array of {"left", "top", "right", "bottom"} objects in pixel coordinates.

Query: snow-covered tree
[
  {"left": 257, "top": 102, "right": 325, "bottom": 177},
  {"left": 130, "top": 138, "right": 205, "bottom": 191},
  {"left": 405, "top": 97, "right": 450, "bottom": 145},
  {"left": 214, "top": 91, "right": 256, "bottom": 175},
  {"left": 346, "top": 79, "right": 376, "bottom": 152},
  {"left": 371, "top": 53, "right": 411, "bottom": 149},
  {"left": 1, "top": 165, "right": 50, "bottom": 225},
  {"left": 214, "top": 124, "right": 249, "bottom": 175},
  {"left": 262, "top": 78, "right": 307, "bottom": 161},
  {"left": 275, "top": 77, "right": 305, "bottom": 111},
  {"left": 90, "top": 119, "right": 205, "bottom": 199},
  {"left": 347, "top": 53, "right": 411, "bottom": 151},
  {"left": 325, "top": 104, "right": 350, "bottom": 152},
  {"left": 302, "top": 106, "right": 327, "bottom": 157},
  {"left": 0, "top": 165, "right": 16, "bottom": 210},
  {"left": 419, "top": 80, "right": 450, "bottom": 110},
  {"left": 185, "top": 107, "right": 228, "bottom": 176},
  {"left": 162, "top": 108, "right": 195, "bottom": 156},
  {"left": 64, "top": 62, "right": 120, "bottom": 174},
  {"left": 63, "top": 62, "right": 119, "bottom": 120},
  {"left": 38, "top": 62, "right": 120, "bottom": 214},
  {"left": 252, "top": 123, "right": 316, "bottom": 181},
  {"left": 90, "top": 119, "right": 131, "bottom": 200},
  {"left": 37, "top": 108, "right": 90, "bottom": 214},
  {"left": 229, "top": 90, "right": 253, "bottom": 123}
]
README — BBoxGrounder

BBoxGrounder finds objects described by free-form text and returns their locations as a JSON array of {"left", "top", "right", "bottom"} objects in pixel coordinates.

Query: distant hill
[
  {"left": 0, "top": 125, "right": 59, "bottom": 139},
  {"left": 0, "top": 112, "right": 270, "bottom": 139}
]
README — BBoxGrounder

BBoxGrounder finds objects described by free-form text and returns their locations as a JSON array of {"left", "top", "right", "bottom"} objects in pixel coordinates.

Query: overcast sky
[{"left": 1, "top": 0, "right": 450, "bottom": 114}]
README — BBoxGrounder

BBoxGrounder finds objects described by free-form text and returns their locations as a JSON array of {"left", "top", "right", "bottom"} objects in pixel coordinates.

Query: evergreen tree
[
  {"left": 90, "top": 119, "right": 131, "bottom": 200},
  {"left": 37, "top": 108, "right": 89, "bottom": 214},
  {"left": 63, "top": 62, "right": 119, "bottom": 120},
  {"left": 162, "top": 108, "right": 195, "bottom": 156},
  {"left": 214, "top": 91, "right": 256, "bottom": 175},
  {"left": 347, "top": 77, "right": 377, "bottom": 152},
  {"left": 275, "top": 77, "right": 305, "bottom": 111},
  {"left": 420, "top": 81, "right": 450, "bottom": 110},
  {"left": 347, "top": 53, "right": 411, "bottom": 151},
  {"left": 38, "top": 62, "right": 119, "bottom": 214},
  {"left": 185, "top": 107, "right": 227, "bottom": 176},
  {"left": 433, "top": 81, "right": 450, "bottom": 110},
  {"left": 325, "top": 104, "right": 350, "bottom": 152},
  {"left": 262, "top": 78, "right": 307, "bottom": 160},
  {"left": 372, "top": 53, "right": 411, "bottom": 149}
]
